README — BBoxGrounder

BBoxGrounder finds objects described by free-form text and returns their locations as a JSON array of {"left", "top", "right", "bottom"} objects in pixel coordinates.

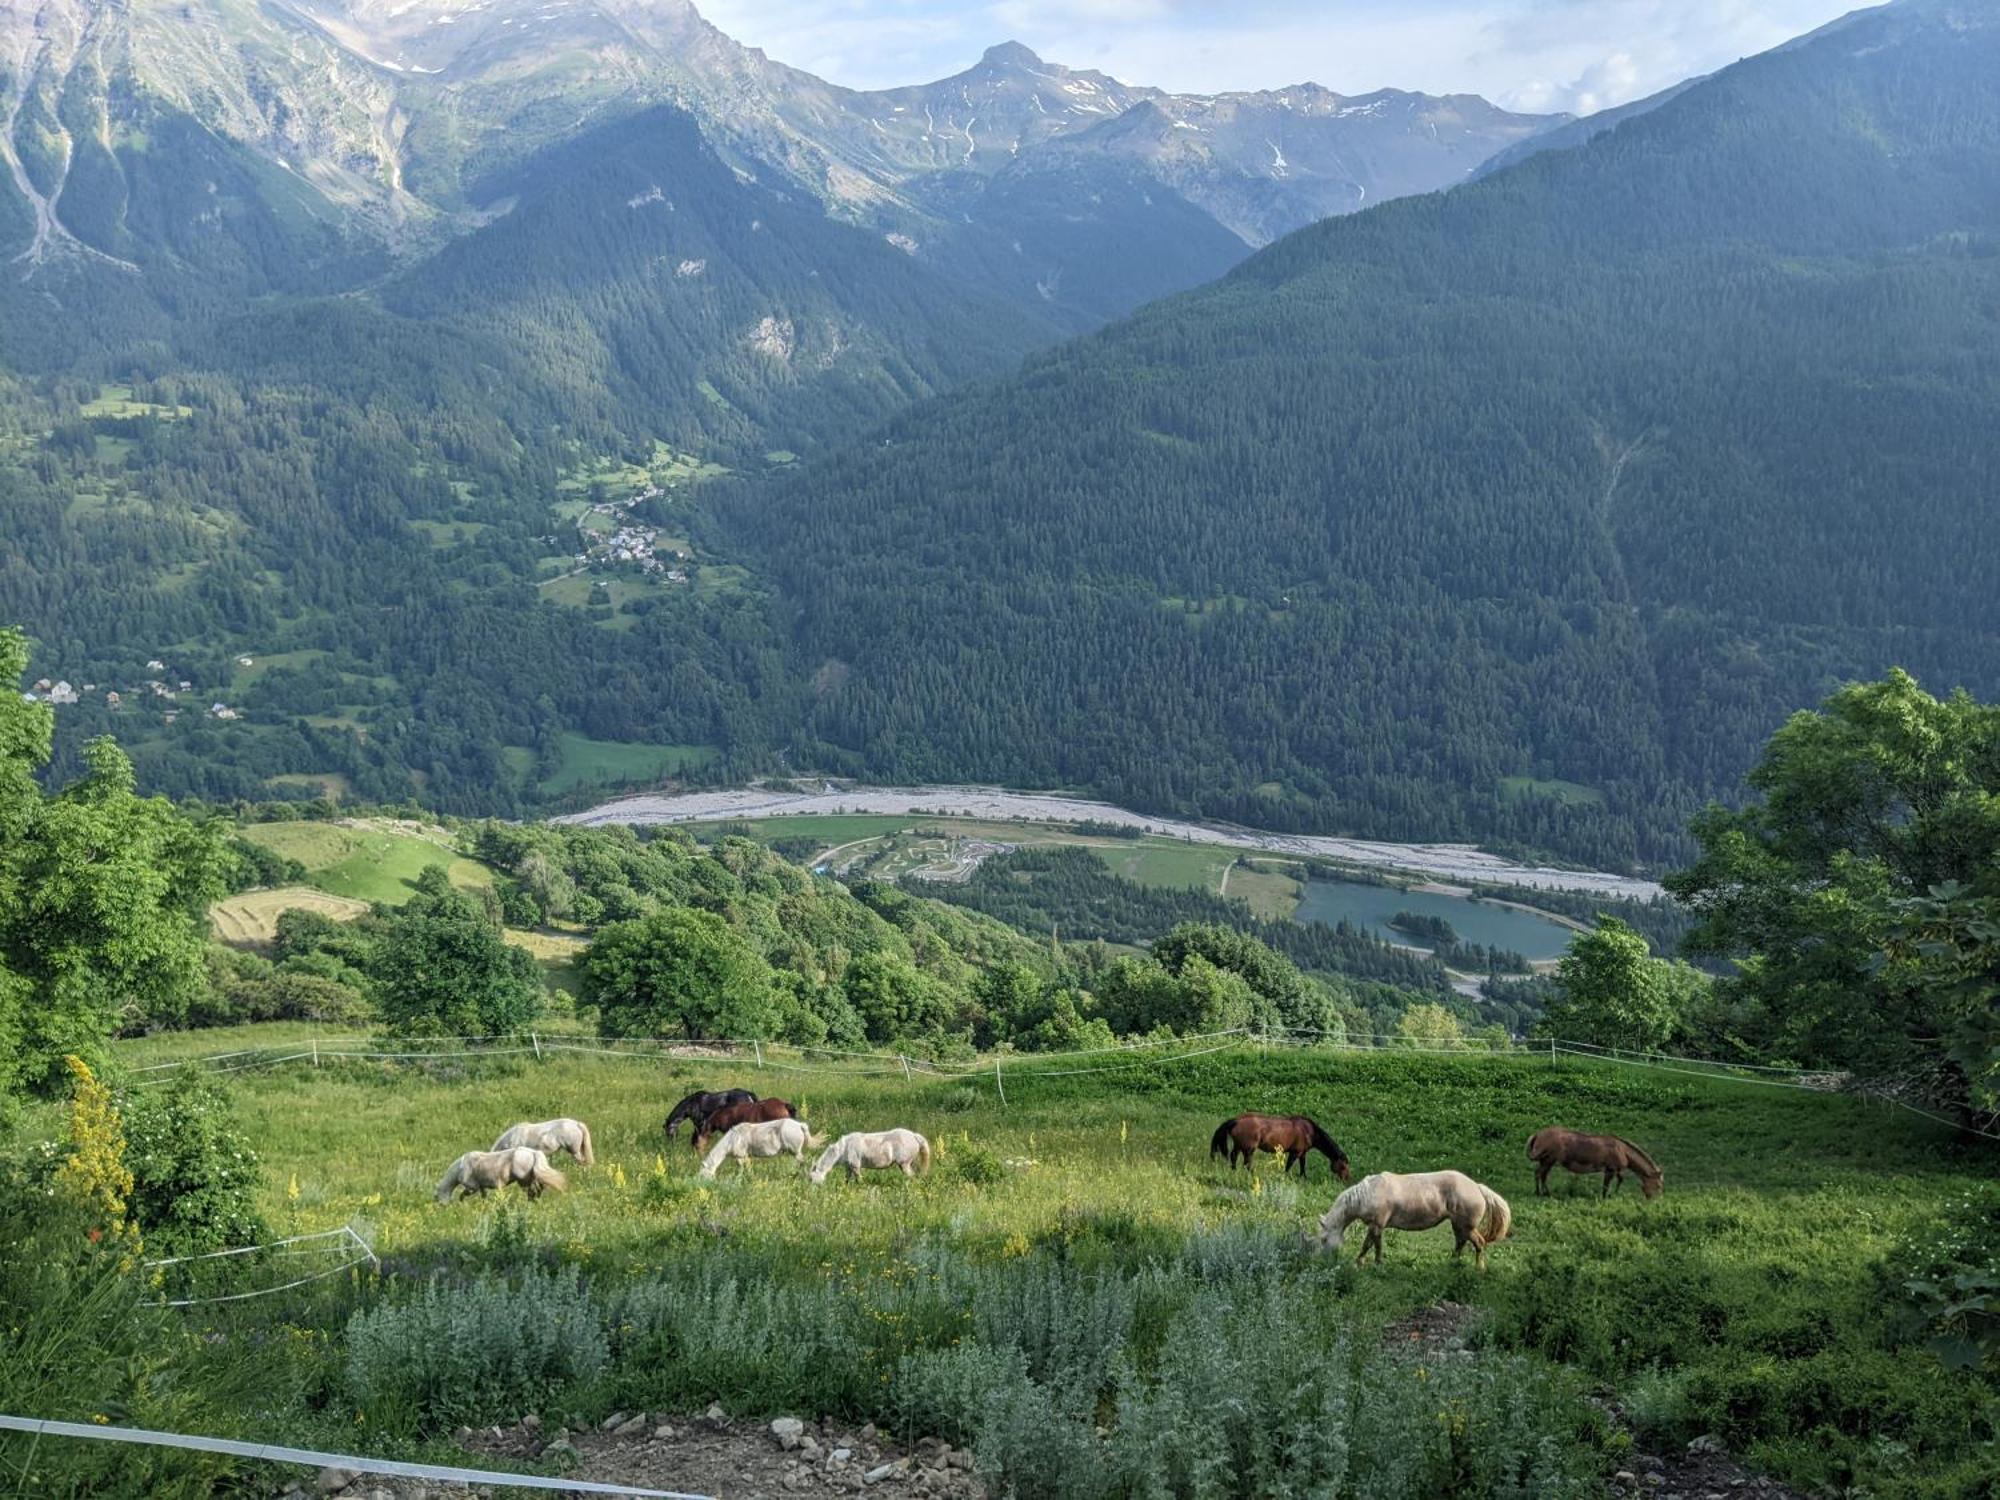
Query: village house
[
  {"left": 105, "top": 692, "right": 121, "bottom": 709},
  {"left": 47, "top": 681, "right": 78, "bottom": 705},
  {"left": 211, "top": 703, "right": 239, "bottom": 720}
]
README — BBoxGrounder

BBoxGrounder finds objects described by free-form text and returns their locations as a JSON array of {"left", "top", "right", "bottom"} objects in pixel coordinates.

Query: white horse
[
  {"left": 809, "top": 1129, "right": 933, "bottom": 1184},
  {"left": 1311, "top": 1170, "right": 1512, "bottom": 1270},
  {"left": 436, "top": 1147, "right": 567, "bottom": 1203},
  {"left": 492, "top": 1117, "right": 595, "bottom": 1165},
  {"left": 698, "top": 1118, "right": 823, "bottom": 1179}
]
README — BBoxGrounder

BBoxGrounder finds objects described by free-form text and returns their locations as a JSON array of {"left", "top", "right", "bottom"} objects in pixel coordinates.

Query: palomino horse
[
  {"left": 698, "top": 1118, "right": 823, "bottom": 1179},
  {"left": 694, "top": 1097, "right": 796, "bottom": 1151},
  {"left": 491, "top": 1117, "right": 595, "bottom": 1165},
  {"left": 436, "top": 1147, "right": 567, "bottom": 1203},
  {"left": 1527, "top": 1127, "right": 1663, "bottom": 1199},
  {"left": 1311, "top": 1170, "right": 1511, "bottom": 1270},
  {"left": 1209, "top": 1114, "right": 1351, "bottom": 1180},
  {"left": 664, "top": 1089, "right": 758, "bottom": 1141},
  {"left": 809, "top": 1129, "right": 932, "bottom": 1184}
]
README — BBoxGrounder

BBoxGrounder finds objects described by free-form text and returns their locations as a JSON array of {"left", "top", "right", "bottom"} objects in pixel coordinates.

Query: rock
[
  {"left": 948, "top": 1448, "right": 974, "bottom": 1471},
  {"left": 801, "top": 1437, "right": 823, "bottom": 1459},
  {"left": 542, "top": 1439, "right": 578, "bottom": 1467},
  {"left": 1688, "top": 1435, "right": 1725, "bottom": 1455},
  {"left": 602, "top": 1412, "right": 628, "bottom": 1433},
  {"left": 861, "top": 1424, "right": 879, "bottom": 1443},
  {"left": 772, "top": 1417, "right": 807, "bottom": 1446},
  {"left": 866, "top": 1462, "right": 897, "bottom": 1484},
  {"left": 452, "top": 1427, "right": 473, "bottom": 1446},
  {"left": 781, "top": 1474, "right": 809, "bottom": 1494},
  {"left": 831, "top": 1447, "right": 854, "bottom": 1465},
  {"left": 316, "top": 1467, "right": 355, "bottom": 1496},
  {"left": 614, "top": 1415, "right": 650, "bottom": 1437},
  {"left": 705, "top": 1402, "right": 728, "bottom": 1428},
  {"left": 1614, "top": 1474, "right": 1637, "bottom": 1485},
  {"left": 653, "top": 1424, "right": 677, "bottom": 1441},
  {"left": 1642, "top": 1478, "right": 1666, "bottom": 1491},
  {"left": 520, "top": 1413, "right": 540, "bottom": 1432}
]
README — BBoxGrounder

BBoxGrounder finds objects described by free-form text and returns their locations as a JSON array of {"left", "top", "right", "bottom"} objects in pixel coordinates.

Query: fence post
[
  {"left": 994, "top": 1059, "right": 1007, "bottom": 1107},
  {"left": 754, "top": 1040, "right": 764, "bottom": 1071},
  {"left": 531, "top": 1031, "right": 543, "bottom": 1062},
  {"left": 900, "top": 1054, "right": 912, "bottom": 1082},
  {"left": 312, "top": 1036, "right": 320, "bottom": 1068}
]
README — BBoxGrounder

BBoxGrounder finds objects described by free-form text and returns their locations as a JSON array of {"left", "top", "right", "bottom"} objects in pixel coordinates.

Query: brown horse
[
  {"left": 1209, "top": 1114, "right": 1351, "bottom": 1180},
  {"left": 694, "top": 1096, "right": 796, "bottom": 1151},
  {"left": 1527, "top": 1127, "right": 1663, "bottom": 1199}
]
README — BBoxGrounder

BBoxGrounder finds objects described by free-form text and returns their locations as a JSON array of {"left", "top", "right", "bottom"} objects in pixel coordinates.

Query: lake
[{"left": 1292, "top": 878, "right": 1577, "bottom": 962}]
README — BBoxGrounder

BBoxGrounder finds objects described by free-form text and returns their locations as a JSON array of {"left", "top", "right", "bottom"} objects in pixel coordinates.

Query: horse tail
[
  {"left": 1479, "top": 1186, "right": 1512, "bottom": 1244},
  {"left": 1210, "top": 1118, "right": 1235, "bottom": 1159},
  {"left": 576, "top": 1120, "right": 595, "bottom": 1166},
  {"left": 916, "top": 1136, "right": 933, "bottom": 1175},
  {"left": 1526, "top": 1128, "right": 1548, "bottom": 1160},
  {"left": 435, "top": 1159, "right": 462, "bottom": 1204},
  {"left": 533, "top": 1156, "right": 568, "bottom": 1195}
]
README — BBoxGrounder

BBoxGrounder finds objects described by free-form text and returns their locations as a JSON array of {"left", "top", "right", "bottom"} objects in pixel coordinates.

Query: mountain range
[
  {"left": 1, "top": 0, "right": 1559, "bottom": 334},
  {"left": 4, "top": 0, "right": 1997, "bottom": 873}
]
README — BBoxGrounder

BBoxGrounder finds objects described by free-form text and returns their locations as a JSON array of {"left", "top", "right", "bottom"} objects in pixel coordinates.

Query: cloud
[{"left": 694, "top": 0, "right": 1862, "bottom": 109}]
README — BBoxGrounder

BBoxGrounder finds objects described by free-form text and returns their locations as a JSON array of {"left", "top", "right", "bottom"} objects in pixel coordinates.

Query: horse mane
[
  {"left": 1617, "top": 1137, "right": 1662, "bottom": 1179},
  {"left": 1306, "top": 1118, "right": 1343, "bottom": 1159}
]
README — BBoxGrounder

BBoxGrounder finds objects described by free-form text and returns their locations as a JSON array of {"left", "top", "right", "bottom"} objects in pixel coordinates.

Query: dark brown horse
[
  {"left": 1527, "top": 1127, "right": 1663, "bottom": 1199},
  {"left": 694, "top": 1097, "right": 796, "bottom": 1151},
  {"left": 664, "top": 1088, "right": 758, "bottom": 1141},
  {"left": 1209, "top": 1114, "right": 1351, "bottom": 1180}
]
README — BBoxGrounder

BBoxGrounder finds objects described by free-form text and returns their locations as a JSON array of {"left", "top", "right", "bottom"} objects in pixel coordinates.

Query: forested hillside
[{"left": 729, "top": 0, "right": 2000, "bottom": 869}]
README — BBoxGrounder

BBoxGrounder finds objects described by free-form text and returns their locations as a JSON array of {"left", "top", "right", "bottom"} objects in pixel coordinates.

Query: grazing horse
[
  {"left": 698, "top": 1118, "right": 822, "bottom": 1179},
  {"left": 694, "top": 1097, "right": 796, "bottom": 1151},
  {"left": 436, "top": 1147, "right": 567, "bottom": 1203},
  {"left": 491, "top": 1117, "right": 595, "bottom": 1165},
  {"left": 809, "top": 1129, "right": 933, "bottom": 1185},
  {"left": 1209, "top": 1114, "right": 1352, "bottom": 1180},
  {"left": 664, "top": 1089, "right": 759, "bottom": 1141},
  {"left": 1310, "top": 1170, "right": 1511, "bottom": 1270},
  {"left": 1527, "top": 1127, "right": 1663, "bottom": 1199}
]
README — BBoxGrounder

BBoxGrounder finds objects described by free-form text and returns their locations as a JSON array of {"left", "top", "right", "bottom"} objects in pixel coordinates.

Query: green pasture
[
  {"left": 54, "top": 1031, "right": 2000, "bottom": 1494},
  {"left": 541, "top": 734, "right": 718, "bottom": 794},
  {"left": 234, "top": 821, "right": 493, "bottom": 905}
]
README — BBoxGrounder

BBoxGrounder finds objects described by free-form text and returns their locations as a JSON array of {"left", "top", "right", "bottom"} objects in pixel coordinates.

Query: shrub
[
  {"left": 944, "top": 1140, "right": 1006, "bottom": 1186},
  {"left": 122, "top": 1072, "right": 268, "bottom": 1257},
  {"left": 345, "top": 1264, "right": 608, "bottom": 1431},
  {"left": 373, "top": 871, "right": 543, "bottom": 1037}
]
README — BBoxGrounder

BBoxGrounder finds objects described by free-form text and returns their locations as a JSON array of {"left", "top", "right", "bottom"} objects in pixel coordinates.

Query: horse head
[
  {"left": 1640, "top": 1168, "right": 1664, "bottom": 1199},
  {"left": 1310, "top": 1122, "right": 1352, "bottom": 1182}
]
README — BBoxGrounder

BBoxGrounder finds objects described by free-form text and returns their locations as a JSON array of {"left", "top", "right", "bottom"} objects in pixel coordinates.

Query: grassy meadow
[
  {"left": 235, "top": 821, "right": 493, "bottom": 905},
  {"left": 74, "top": 1029, "right": 1999, "bottom": 1497}
]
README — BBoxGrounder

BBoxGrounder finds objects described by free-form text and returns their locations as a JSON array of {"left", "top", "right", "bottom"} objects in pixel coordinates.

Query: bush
[
  {"left": 373, "top": 871, "right": 543, "bottom": 1037},
  {"left": 944, "top": 1140, "right": 1006, "bottom": 1186},
  {"left": 345, "top": 1264, "right": 608, "bottom": 1431},
  {"left": 121, "top": 1073, "right": 269, "bottom": 1257}
]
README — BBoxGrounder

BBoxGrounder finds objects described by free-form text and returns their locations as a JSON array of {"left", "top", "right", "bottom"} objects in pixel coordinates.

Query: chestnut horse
[
  {"left": 694, "top": 1096, "right": 796, "bottom": 1150},
  {"left": 1209, "top": 1113, "right": 1351, "bottom": 1181},
  {"left": 1527, "top": 1127, "right": 1663, "bottom": 1199},
  {"left": 664, "top": 1088, "right": 758, "bottom": 1141}
]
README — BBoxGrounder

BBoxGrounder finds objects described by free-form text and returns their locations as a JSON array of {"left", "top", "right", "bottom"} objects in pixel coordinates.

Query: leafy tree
[
  {"left": 1537, "top": 917, "right": 1703, "bottom": 1053},
  {"left": 373, "top": 869, "right": 543, "bottom": 1036},
  {"left": 1668, "top": 671, "right": 2000, "bottom": 1109},
  {"left": 582, "top": 908, "right": 775, "bottom": 1040},
  {"left": 1394, "top": 1003, "right": 1468, "bottom": 1051},
  {"left": 0, "top": 632, "right": 227, "bottom": 1095},
  {"left": 841, "top": 949, "right": 953, "bottom": 1043}
]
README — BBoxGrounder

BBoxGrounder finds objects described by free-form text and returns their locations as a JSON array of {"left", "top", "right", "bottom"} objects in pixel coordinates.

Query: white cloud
[{"left": 693, "top": 0, "right": 1864, "bottom": 109}]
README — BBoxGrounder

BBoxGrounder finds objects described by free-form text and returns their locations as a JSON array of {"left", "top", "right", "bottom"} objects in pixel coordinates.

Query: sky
[{"left": 693, "top": 0, "right": 1870, "bottom": 114}]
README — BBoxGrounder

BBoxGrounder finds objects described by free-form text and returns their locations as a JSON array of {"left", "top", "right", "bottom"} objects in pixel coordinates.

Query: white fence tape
[
  {"left": 144, "top": 1225, "right": 380, "bottom": 1308},
  {"left": 0, "top": 1414, "right": 710, "bottom": 1497}
]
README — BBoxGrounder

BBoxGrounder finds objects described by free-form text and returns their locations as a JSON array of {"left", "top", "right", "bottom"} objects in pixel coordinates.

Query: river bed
[{"left": 561, "top": 783, "right": 1661, "bottom": 900}]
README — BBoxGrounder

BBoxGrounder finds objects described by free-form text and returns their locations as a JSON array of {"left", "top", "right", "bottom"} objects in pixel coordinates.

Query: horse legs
[
  {"left": 1535, "top": 1161, "right": 1552, "bottom": 1196},
  {"left": 1359, "top": 1225, "right": 1384, "bottom": 1266},
  {"left": 900, "top": 1161, "right": 916, "bottom": 1177},
  {"left": 1601, "top": 1169, "right": 1615, "bottom": 1199}
]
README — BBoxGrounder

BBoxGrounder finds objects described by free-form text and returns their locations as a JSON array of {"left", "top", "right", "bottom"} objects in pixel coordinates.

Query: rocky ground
[
  {"left": 1384, "top": 1302, "right": 1801, "bottom": 1500},
  {"left": 290, "top": 1308, "right": 1796, "bottom": 1500}
]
